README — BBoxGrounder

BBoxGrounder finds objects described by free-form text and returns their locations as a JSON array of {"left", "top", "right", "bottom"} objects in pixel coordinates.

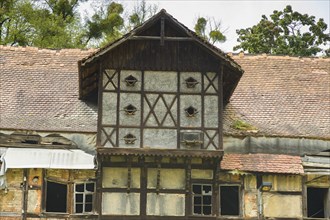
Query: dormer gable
[
  {"left": 78, "top": 9, "right": 244, "bottom": 152},
  {"left": 78, "top": 9, "right": 243, "bottom": 104}
]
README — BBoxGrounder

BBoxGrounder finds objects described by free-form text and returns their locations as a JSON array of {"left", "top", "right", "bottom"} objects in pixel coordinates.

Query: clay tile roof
[
  {"left": 221, "top": 153, "right": 304, "bottom": 174},
  {"left": 224, "top": 54, "right": 330, "bottom": 139},
  {"left": 0, "top": 45, "right": 98, "bottom": 132}
]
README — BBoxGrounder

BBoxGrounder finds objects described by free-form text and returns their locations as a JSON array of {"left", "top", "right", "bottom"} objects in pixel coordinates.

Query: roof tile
[{"left": 221, "top": 153, "right": 304, "bottom": 174}]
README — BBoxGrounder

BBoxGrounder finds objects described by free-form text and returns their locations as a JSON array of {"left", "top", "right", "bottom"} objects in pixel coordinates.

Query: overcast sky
[{"left": 81, "top": 0, "right": 330, "bottom": 53}]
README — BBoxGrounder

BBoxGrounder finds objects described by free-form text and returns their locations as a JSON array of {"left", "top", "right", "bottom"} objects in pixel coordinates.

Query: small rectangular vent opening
[{"left": 180, "top": 131, "right": 203, "bottom": 149}]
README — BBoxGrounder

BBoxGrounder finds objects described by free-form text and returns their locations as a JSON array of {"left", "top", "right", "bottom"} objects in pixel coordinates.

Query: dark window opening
[
  {"left": 75, "top": 182, "right": 95, "bottom": 213},
  {"left": 192, "top": 184, "right": 212, "bottom": 215},
  {"left": 220, "top": 185, "right": 240, "bottom": 216},
  {"left": 46, "top": 181, "right": 67, "bottom": 212},
  {"left": 307, "top": 187, "right": 328, "bottom": 218}
]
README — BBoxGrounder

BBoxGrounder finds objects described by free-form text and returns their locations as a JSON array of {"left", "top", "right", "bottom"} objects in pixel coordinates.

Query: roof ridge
[
  {"left": 0, "top": 45, "right": 97, "bottom": 54},
  {"left": 227, "top": 52, "right": 329, "bottom": 60}
]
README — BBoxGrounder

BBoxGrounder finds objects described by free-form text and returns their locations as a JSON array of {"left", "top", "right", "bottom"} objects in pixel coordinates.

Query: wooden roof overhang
[
  {"left": 98, "top": 148, "right": 223, "bottom": 159},
  {"left": 78, "top": 9, "right": 244, "bottom": 104}
]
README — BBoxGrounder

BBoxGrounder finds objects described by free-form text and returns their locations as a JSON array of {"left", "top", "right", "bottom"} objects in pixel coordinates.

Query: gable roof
[
  {"left": 0, "top": 46, "right": 98, "bottom": 132},
  {"left": 0, "top": 46, "right": 329, "bottom": 140},
  {"left": 78, "top": 9, "right": 243, "bottom": 102},
  {"left": 221, "top": 153, "right": 304, "bottom": 174},
  {"left": 223, "top": 54, "right": 330, "bottom": 139},
  {"left": 80, "top": 9, "right": 242, "bottom": 71}
]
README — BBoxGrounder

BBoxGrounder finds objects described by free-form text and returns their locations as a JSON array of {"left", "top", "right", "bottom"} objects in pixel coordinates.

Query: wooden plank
[{"left": 130, "top": 36, "right": 194, "bottom": 41}]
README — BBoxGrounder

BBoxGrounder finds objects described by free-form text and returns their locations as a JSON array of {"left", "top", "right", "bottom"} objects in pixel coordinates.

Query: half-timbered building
[{"left": 0, "top": 9, "right": 329, "bottom": 220}]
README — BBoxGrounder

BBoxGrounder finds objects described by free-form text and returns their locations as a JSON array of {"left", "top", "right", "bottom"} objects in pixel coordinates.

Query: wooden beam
[
  {"left": 160, "top": 17, "right": 165, "bottom": 46},
  {"left": 130, "top": 36, "right": 194, "bottom": 41}
]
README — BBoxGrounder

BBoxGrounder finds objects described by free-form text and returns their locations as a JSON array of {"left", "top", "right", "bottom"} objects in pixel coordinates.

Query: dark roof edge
[
  {"left": 79, "top": 9, "right": 243, "bottom": 72},
  {"left": 98, "top": 147, "right": 223, "bottom": 158},
  {"left": 0, "top": 128, "right": 97, "bottom": 135}
]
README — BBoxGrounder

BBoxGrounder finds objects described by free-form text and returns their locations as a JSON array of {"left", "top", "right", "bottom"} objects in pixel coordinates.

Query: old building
[{"left": 0, "top": 9, "right": 329, "bottom": 220}]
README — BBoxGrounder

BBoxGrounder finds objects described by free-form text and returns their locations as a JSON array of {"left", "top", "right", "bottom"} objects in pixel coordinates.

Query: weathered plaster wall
[
  {"left": 0, "top": 169, "right": 23, "bottom": 215},
  {"left": 147, "top": 193, "right": 185, "bottom": 216},
  {"left": 264, "top": 193, "right": 302, "bottom": 217},
  {"left": 243, "top": 174, "right": 303, "bottom": 218},
  {"left": 101, "top": 70, "right": 220, "bottom": 150}
]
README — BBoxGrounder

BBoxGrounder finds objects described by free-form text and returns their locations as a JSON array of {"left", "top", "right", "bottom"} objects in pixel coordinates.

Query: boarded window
[
  {"left": 192, "top": 184, "right": 212, "bottom": 215},
  {"left": 220, "top": 185, "right": 239, "bottom": 216},
  {"left": 75, "top": 182, "right": 95, "bottom": 213},
  {"left": 307, "top": 187, "right": 329, "bottom": 218},
  {"left": 46, "top": 181, "right": 67, "bottom": 212}
]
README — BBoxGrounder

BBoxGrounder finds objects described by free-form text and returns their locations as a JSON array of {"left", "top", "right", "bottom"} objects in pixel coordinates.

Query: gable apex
[{"left": 79, "top": 9, "right": 242, "bottom": 72}]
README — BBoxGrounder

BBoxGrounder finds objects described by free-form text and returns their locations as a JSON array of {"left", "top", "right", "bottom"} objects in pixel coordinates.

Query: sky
[{"left": 80, "top": 0, "right": 330, "bottom": 53}]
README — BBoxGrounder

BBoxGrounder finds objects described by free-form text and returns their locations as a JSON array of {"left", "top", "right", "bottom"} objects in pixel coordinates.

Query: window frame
[
  {"left": 191, "top": 183, "right": 213, "bottom": 216},
  {"left": 45, "top": 180, "right": 68, "bottom": 213},
  {"left": 219, "top": 184, "right": 241, "bottom": 217},
  {"left": 74, "top": 181, "right": 96, "bottom": 214}
]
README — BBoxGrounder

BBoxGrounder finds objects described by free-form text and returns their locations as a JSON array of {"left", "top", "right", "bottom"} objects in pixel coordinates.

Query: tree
[
  {"left": 127, "top": 0, "right": 158, "bottom": 30},
  {"left": 0, "top": 0, "right": 87, "bottom": 48},
  {"left": 234, "top": 5, "right": 330, "bottom": 56},
  {"left": 84, "top": 2, "right": 124, "bottom": 47},
  {"left": 194, "top": 16, "right": 226, "bottom": 45}
]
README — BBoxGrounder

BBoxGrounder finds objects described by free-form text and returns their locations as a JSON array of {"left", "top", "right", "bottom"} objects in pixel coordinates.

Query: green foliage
[
  {"left": 0, "top": 0, "right": 87, "bottom": 48},
  {"left": 234, "top": 5, "right": 330, "bottom": 56},
  {"left": 85, "top": 2, "right": 124, "bottom": 46},
  {"left": 127, "top": 0, "right": 157, "bottom": 30},
  {"left": 232, "top": 119, "right": 257, "bottom": 131},
  {"left": 194, "top": 16, "right": 226, "bottom": 44},
  {"left": 0, "top": 0, "right": 158, "bottom": 49}
]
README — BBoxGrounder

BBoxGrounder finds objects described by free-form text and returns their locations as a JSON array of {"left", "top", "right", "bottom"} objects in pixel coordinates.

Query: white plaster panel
[
  {"left": 102, "top": 167, "right": 140, "bottom": 188},
  {"left": 263, "top": 175, "right": 302, "bottom": 191},
  {"left": 143, "top": 129, "right": 177, "bottom": 149},
  {"left": 203, "top": 130, "right": 219, "bottom": 150},
  {"left": 120, "top": 70, "right": 142, "bottom": 91},
  {"left": 103, "top": 69, "right": 118, "bottom": 90},
  {"left": 102, "top": 92, "right": 117, "bottom": 125},
  {"left": 144, "top": 71, "right": 177, "bottom": 92},
  {"left": 204, "top": 72, "right": 218, "bottom": 94},
  {"left": 102, "top": 192, "right": 140, "bottom": 215},
  {"left": 180, "top": 95, "right": 202, "bottom": 127},
  {"left": 180, "top": 72, "right": 202, "bottom": 93},
  {"left": 147, "top": 193, "right": 185, "bottom": 216},
  {"left": 147, "top": 169, "right": 185, "bottom": 189},
  {"left": 100, "top": 127, "right": 116, "bottom": 148},
  {"left": 263, "top": 194, "right": 302, "bottom": 218},
  {"left": 144, "top": 94, "right": 177, "bottom": 127},
  {"left": 204, "top": 95, "right": 218, "bottom": 128},
  {"left": 118, "top": 128, "right": 140, "bottom": 148},
  {"left": 191, "top": 169, "right": 213, "bottom": 179},
  {"left": 27, "top": 190, "right": 41, "bottom": 213},
  {"left": 119, "top": 93, "right": 141, "bottom": 126}
]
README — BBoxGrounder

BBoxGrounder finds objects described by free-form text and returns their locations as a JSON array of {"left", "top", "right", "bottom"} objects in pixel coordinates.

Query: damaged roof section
[
  {"left": 0, "top": 132, "right": 77, "bottom": 149},
  {"left": 221, "top": 153, "right": 304, "bottom": 174}
]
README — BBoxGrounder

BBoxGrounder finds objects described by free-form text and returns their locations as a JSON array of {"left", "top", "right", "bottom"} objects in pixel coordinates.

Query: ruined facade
[{"left": 1, "top": 9, "right": 329, "bottom": 220}]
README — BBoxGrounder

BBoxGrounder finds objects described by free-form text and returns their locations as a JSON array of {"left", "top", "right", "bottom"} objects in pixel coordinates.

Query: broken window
[
  {"left": 307, "top": 187, "right": 329, "bottom": 218},
  {"left": 75, "top": 182, "right": 95, "bottom": 213},
  {"left": 192, "top": 184, "right": 212, "bottom": 215},
  {"left": 46, "top": 181, "right": 67, "bottom": 212},
  {"left": 220, "top": 185, "right": 240, "bottom": 216}
]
